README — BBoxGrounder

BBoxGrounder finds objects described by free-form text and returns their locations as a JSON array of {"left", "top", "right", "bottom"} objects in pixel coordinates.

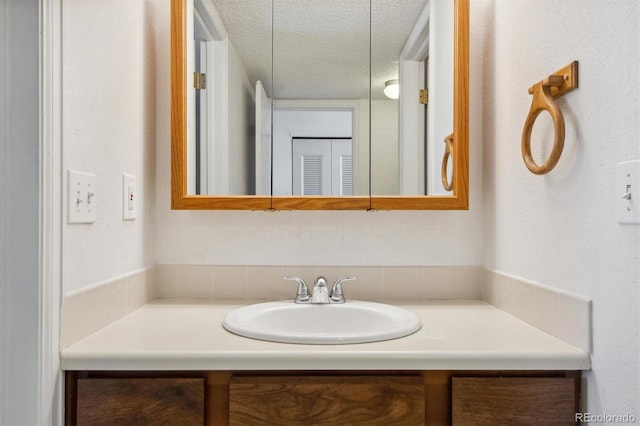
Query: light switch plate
[
  {"left": 67, "top": 170, "right": 97, "bottom": 224},
  {"left": 616, "top": 160, "right": 640, "bottom": 224},
  {"left": 122, "top": 173, "right": 137, "bottom": 220}
]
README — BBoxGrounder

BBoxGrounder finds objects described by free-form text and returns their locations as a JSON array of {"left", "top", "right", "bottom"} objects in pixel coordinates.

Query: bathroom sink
[{"left": 222, "top": 300, "right": 422, "bottom": 344}]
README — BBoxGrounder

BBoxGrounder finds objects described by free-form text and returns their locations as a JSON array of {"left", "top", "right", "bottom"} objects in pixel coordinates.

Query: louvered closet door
[
  {"left": 331, "top": 139, "right": 353, "bottom": 195},
  {"left": 292, "top": 139, "right": 352, "bottom": 196}
]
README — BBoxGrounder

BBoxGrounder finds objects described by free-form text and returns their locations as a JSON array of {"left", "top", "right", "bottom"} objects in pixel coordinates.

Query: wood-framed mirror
[{"left": 171, "top": 0, "right": 468, "bottom": 210}]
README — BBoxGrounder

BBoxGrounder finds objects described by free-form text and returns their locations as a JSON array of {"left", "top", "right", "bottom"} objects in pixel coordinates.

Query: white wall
[
  {"left": 154, "top": 1, "right": 484, "bottom": 267},
  {"left": 371, "top": 100, "right": 399, "bottom": 195},
  {"left": 480, "top": 0, "right": 639, "bottom": 416},
  {"left": 226, "top": 42, "right": 255, "bottom": 195},
  {"left": 62, "top": 0, "right": 158, "bottom": 294}
]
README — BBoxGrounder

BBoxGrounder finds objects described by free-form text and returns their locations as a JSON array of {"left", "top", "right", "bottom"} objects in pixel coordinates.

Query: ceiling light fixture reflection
[{"left": 383, "top": 79, "right": 399, "bottom": 99}]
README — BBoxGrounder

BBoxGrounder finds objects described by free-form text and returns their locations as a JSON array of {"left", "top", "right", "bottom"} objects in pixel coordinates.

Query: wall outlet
[
  {"left": 67, "top": 170, "right": 97, "bottom": 224},
  {"left": 122, "top": 174, "right": 137, "bottom": 221},
  {"left": 616, "top": 160, "right": 640, "bottom": 225}
]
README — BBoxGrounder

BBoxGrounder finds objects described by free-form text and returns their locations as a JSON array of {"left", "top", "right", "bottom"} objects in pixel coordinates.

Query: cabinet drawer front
[
  {"left": 229, "top": 376, "right": 425, "bottom": 426},
  {"left": 76, "top": 377, "right": 205, "bottom": 426},
  {"left": 452, "top": 377, "right": 577, "bottom": 426}
]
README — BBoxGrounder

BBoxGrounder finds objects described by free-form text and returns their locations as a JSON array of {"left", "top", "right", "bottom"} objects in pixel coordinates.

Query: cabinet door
[
  {"left": 229, "top": 375, "right": 424, "bottom": 426},
  {"left": 452, "top": 377, "right": 577, "bottom": 426},
  {"left": 73, "top": 377, "right": 205, "bottom": 426}
]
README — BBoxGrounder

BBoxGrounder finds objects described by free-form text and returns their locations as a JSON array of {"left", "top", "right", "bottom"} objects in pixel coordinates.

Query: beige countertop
[{"left": 60, "top": 299, "right": 591, "bottom": 371}]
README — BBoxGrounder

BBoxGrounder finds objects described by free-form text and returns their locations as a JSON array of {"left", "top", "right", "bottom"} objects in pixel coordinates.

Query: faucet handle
[
  {"left": 283, "top": 276, "right": 311, "bottom": 303},
  {"left": 329, "top": 276, "right": 358, "bottom": 303}
]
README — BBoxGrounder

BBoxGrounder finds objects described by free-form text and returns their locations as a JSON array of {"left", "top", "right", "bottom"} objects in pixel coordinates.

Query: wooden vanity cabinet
[
  {"left": 65, "top": 370, "right": 581, "bottom": 426},
  {"left": 450, "top": 375, "right": 579, "bottom": 426},
  {"left": 65, "top": 372, "right": 207, "bottom": 426},
  {"left": 229, "top": 375, "right": 425, "bottom": 425}
]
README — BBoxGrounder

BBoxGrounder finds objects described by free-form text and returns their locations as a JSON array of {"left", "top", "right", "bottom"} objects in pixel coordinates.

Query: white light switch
[
  {"left": 616, "top": 160, "right": 640, "bottom": 225},
  {"left": 67, "top": 170, "right": 97, "bottom": 224},
  {"left": 122, "top": 174, "right": 137, "bottom": 220}
]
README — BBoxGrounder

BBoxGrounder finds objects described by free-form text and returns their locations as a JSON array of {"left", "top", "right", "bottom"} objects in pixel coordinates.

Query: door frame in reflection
[{"left": 272, "top": 100, "right": 367, "bottom": 196}]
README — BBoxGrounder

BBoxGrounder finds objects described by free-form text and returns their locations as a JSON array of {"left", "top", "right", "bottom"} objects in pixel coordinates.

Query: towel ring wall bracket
[
  {"left": 521, "top": 61, "right": 579, "bottom": 175},
  {"left": 543, "top": 61, "right": 579, "bottom": 100}
]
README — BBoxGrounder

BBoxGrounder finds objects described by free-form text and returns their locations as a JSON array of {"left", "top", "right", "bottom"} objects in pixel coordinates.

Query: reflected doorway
[
  {"left": 273, "top": 107, "right": 363, "bottom": 196},
  {"left": 292, "top": 138, "right": 353, "bottom": 196}
]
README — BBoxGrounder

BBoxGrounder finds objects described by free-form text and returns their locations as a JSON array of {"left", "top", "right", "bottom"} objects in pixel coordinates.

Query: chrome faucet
[
  {"left": 311, "top": 277, "right": 330, "bottom": 304},
  {"left": 283, "top": 275, "right": 358, "bottom": 304}
]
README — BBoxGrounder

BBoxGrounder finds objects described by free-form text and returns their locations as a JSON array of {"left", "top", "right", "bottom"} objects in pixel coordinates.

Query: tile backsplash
[
  {"left": 154, "top": 265, "right": 484, "bottom": 302},
  {"left": 60, "top": 267, "right": 156, "bottom": 349},
  {"left": 482, "top": 269, "right": 592, "bottom": 353},
  {"left": 60, "top": 265, "right": 591, "bottom": 354}
]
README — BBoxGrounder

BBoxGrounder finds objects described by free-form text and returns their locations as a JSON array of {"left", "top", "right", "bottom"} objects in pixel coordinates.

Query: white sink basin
[{"left": 222, "top": 300, "right": 422, "bottom": 344}]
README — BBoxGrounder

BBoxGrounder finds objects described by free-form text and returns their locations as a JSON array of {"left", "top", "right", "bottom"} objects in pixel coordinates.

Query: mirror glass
[
  {"left": 172, "top": 0, "right": 468, "bottom": 209},
  {"left": 371, "top": 0, "right": 454, "bottom": 196},
  {"left": 187, "top": 0, "right": 273, "bottom": 196},
  {"left": 187, "top": 0, "right": 454, "bottom": 197},
  {"left": 272, "top": 0, "right": 370, "bottom": 197}
]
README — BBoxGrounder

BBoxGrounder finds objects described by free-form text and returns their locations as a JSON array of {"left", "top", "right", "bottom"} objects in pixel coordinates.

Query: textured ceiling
[{"left": 209, "top": 0, "right": 429, "bottom": 100}]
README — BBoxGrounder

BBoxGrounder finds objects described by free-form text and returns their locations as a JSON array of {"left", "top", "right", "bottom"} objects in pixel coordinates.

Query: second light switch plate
[
  {"left": 616, "top": 160, "right": 640, "bottom": 225},
  {"left": 122, "top": 174, "right": 137, "bottom": 221}
]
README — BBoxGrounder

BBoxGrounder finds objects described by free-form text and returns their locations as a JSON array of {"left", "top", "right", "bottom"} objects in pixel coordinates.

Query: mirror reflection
[
  {"left": 272, "top": 0, "right": 370, "bottom": 196},
  {"left": 188, "top": 0, "right": 453, "bottom": 197},
  {"left": 371, "top": 0, "right": 454, "bottom": 196},
  {"left": 188, "top": 0, "right": 273, "bottom": 196}
]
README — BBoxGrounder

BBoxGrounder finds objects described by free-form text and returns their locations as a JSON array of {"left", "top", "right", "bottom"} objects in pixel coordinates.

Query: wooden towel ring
[
  {"left": 521, "top": 77, "right": 566, "bottom": 175},
  {"left": 521, "top": 61, "right": 579, "bottom": 175},
  {"left": 441, "top": 133, "right": 454, "bottom": 191}
]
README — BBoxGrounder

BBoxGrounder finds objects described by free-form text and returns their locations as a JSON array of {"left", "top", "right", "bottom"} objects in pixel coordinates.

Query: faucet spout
[{"left": 311, "top": 277, "right": 330, "bottom": 304}]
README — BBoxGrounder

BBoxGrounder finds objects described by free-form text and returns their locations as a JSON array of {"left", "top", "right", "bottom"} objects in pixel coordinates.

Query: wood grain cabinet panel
[
  {"left": 65, "top": 370, "right": 582, "bottom": 426},
  {"left": 452, "top": 377, "right": 577, "bottom": 426},
  {"left": 229, "top": 375, "right": 425, "bottom": 426},
  {"left": 74, "top": 377, "right": 205, "bottom": 426}
]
